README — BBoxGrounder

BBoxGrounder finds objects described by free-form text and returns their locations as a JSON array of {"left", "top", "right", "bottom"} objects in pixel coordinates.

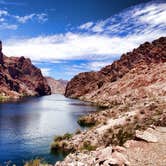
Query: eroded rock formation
[
  {"left": 65, "top": 37, "right": 166, "bottom": 99},
  {"left": 0, "top": 41, "right": 51, "bottom": 99},
  {"left": 0, "top": 40, "right": 4, "bottom": 65},
  {"left": 53, "top": 37, "right": 166, "bottom": 166}
]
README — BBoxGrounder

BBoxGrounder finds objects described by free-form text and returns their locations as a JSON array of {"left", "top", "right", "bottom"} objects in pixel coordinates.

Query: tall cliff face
[
  {"left": 54, "top": 37, "right": 166, "bottom": 166},
  {"left": 0, "top": 41, "right": 51, "bottom": 98},
  {"left": 0, "top": 41, "right": 4, "bottom": 65},
  {"left": 65, "top": 37, "right": 166, "bottom": 99}
]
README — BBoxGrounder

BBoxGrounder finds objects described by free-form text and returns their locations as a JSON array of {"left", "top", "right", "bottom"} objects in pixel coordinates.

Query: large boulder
[{"left": 135, "top": 128, "right": 158, "bottom": 143}]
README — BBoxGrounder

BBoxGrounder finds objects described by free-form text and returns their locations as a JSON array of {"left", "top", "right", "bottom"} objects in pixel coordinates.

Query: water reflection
[{"left": 0, "top": 94, "right": 99, "bottom": 166}]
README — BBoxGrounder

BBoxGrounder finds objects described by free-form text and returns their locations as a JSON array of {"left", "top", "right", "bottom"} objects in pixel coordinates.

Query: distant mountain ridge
[
  {"left": 0, "top": 41, "right": 51, "bottom": 99},
  {"left": 46, "top": 77, "right": 68, "bottom": 94}
]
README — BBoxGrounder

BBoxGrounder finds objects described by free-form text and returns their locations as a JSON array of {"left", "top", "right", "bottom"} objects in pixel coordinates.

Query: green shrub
[
  {"left": 77, "top": 118, "right": 96, "bottom": 127},
  {"left": 0, "top": 95, "right": 5, "bottom": 102},
  {"left": 54, "top": 133, "right": 72, "bottom": 142},
  {"left": 24, "top": 159, "right": 41, "bottom": 166},
  {"left": 63, "top": 133, "right": 72, "bottom": 140},
  {"left": 51, "top": 141, "right": 61, "bottom": 151},
  {"left": 75, "top": 128, "right": 81, "bottom": 134},
  {"left": 81, "top": 141, "right": 97, "bottom": 151},
  {"left": 51, "top": 133, "right": 73, "bottom": 153},
  {"left": 54, "top": 135, "right": 63, "bottom": 142}
]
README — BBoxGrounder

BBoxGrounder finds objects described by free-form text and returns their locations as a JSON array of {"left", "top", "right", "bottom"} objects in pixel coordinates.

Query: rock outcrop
[
  {"left": 46, "top": 77, "right": 68, "bottom": 94},
  {"left": 52, "top": 37, "right": 166, "bottom": 166},
  {"left": 55, "top": 127, "right": 166, "bottom": 166},
  {"left": 0, "top": 41, "right": 4, "bottom": 65},
  {"left": 65, "top": 37, "right": 166, "bottom": 99},
  {"left": 0, "top": 41, "right": 51, "bottom": 99}
]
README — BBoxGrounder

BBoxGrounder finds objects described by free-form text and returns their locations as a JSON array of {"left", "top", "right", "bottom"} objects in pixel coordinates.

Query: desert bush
[
  {"left": 77, "top": 117, "right": 96, "bottom": 127},
  {"left": 75, "top": 128, "right": 81, "bottom": 134},
  {"left": 24, "top": 159, "right": 41, "bottom": 166},
  {"left": 81, "top": 141, "right": 97, "bottom": 151}
]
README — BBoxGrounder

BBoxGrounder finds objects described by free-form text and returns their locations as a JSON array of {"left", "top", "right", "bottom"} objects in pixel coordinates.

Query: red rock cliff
[
  {"left": 0, "top": 41, "right": 51, "bottom": 98},
  {"left": 65, "top": 37, "right": 166, "bottom": 98}
]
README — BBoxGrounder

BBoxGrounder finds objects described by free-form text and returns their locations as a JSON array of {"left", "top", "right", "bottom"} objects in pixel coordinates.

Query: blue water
[{"left": 0, "top": 94, "right": 99, "bottom": 166}]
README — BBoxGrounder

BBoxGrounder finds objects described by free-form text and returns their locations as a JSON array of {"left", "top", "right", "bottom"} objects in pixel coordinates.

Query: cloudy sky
[{"left": 0, "top": 0, "right": 166, "bottom": 80}]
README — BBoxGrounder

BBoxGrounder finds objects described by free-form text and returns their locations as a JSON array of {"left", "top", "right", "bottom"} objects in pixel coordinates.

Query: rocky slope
[
  {"left": 51, "top": 37, "right": 166, "bottom": 166},
  {"left": 65, "top": 37, "right": 166, "bottom": 100},
  {"left": 0, "top": 41, "right": 51, "bottom": 99},
  {"left": 55, "top": 126, "right": 166, "bottom": 166},
  {"left": 52, "top": 94, "right": 166, "bottom": 165},
  {"left": 46, "top": 77, "right": 68, "bottom": 94}
]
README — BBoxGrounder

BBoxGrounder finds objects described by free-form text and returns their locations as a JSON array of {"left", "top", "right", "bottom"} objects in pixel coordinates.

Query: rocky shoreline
[
  {"left": 50, "top": 96, "right": 166, "bottom": 165},
  {"left": 49, "top": 37, "right": 166, "bottom": 166},
  {"left": 54, "top": 126, "right": 166, "bottom": 166}
]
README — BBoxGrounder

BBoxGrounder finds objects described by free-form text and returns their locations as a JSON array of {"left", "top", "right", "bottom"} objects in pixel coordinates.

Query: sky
[{"left": 0, "top": 0, "right": 166, "bottom": 80}]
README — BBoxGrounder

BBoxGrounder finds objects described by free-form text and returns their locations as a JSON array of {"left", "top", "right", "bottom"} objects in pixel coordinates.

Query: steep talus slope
[
  {"left": 65, "top": 37, "right": 166, "bottom": 99},
  {"left": 0, "top": 41, "right": 51, "bottom": 99},
  {"left": 46, "top": 77, "right": 68, "bottom": 94}
]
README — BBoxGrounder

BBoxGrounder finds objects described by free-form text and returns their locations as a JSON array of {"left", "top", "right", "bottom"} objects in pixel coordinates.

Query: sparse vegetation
[
  {"left": 81, "top": 141, "right": 97, "bottom": 151},
  {"left": 0, "top": 94, "right": 8, "bottom": 102},
  {"left": 63, "top": 133, "right": 73, "bottom": 140},
  {"left": 24, "top": 159, "right": 43, "bottom": 166},
  {"left": 54, "top": 133, "right": 72, "bottom": 142},
  {"left": 51, "top": 133, "right": 73, "bottom": 154},
  {"left": 104, "top": 125, "right": 136, "bottom": 146},
  {"left": 24, "top": 159, "right": 50, "bottom": 166},
  {"left": 75, "top": 128, "right": 81, "bottom": 134},
  {"left": 77, "top": 116, "right": 96, "bottom": 127}
]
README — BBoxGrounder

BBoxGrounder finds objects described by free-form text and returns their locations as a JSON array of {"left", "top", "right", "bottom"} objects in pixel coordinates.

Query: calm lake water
[{"left": 0, "top": 94, "right": 99, "bottom": 166}]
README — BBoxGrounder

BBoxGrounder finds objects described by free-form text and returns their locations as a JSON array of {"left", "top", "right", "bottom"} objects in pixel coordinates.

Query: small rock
[
  {"left": 124, "top": 140, "right": 138, "bottom": 148},
  {"left": 135, "top": 129, "right": 158, "bottom": 143},
  {"left": 113, "top": 146, "right": 126, "bottom": 153},
  {"left": 99, "top": 146, "right": 112, "bottom": 159},
  {"left": 103, "top": 158, "right": 119, "bottom": 165},
  {"left": 156, "top": 127, "right": 166, "bottom": 133},
  {"left": 111, "top": 151, "right": 130, "bottom": 165}
]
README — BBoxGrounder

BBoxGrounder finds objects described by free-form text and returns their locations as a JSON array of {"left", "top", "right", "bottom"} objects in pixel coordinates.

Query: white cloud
[
  {"left": 79, "top": 22, "right": 94, "bottom": 30},
  {"left": 14, "top": 13, "right": 48, "bottom": 23},
  {"left": 79, "top": 2, "right": 166, "bottom": 35},
  {"left": 3, "top": 30, "right": 165, "bottom": 61},
  {"left": 138, "top": 4, "right": 166, "bottom": 25},
  {"left": 36, "top": 13, "right": 48, "bottom": 22},
  {"left": 0, "top": 23, "right": 18, "bottom": 30},
  {"left": 0, "top": 0, "right": 25, "bottom": 6},
  {"left": 0, "top": 9, "right": 48, "bottom": 30},
  {"left": 0, "top": 10, "right": 19, "bottom": 30},
  {"left": 0, "top": 9, "right": 8, "bottom": 16},
  {"left": 40, "top": 68, "right": 51, "bottom": 76},
  {"left": 15, "top": 14, "right": 35, "bottom": 23},
  {"left": 2, "top": 1, "right": 166, "bottom": 78},
  {"left": 61, "top": 61, "right": 114, "bottom": 79},
  {"left": 88, "top": 61, "right": 113, "bottom": 71},
  {"left": 91, "top": 20, "right": 108, "bottom": 33},
  {"left": 0, "top": 17, "right": 5, "bottom": 22}
]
